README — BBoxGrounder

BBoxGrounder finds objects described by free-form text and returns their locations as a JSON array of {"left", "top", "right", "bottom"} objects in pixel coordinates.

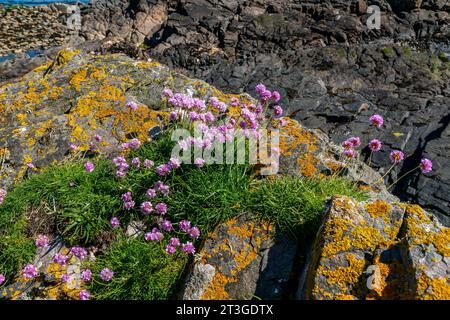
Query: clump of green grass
[
  {"left": 248, "top": 176, "right": 367, "bottom": 238},
  {"left": 88, "top": 237, "right": 187, "bottom": 300}
]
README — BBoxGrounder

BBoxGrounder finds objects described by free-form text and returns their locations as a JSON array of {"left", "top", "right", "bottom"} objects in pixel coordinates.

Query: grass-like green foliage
[
  {"left": 0, "top": 130, "right": 367, "bottom": 297},
  {"left": 88, "top": 237, "right": 187, "bottom": 300},
  {"left": 248, "top": 176, "right": 367, "bottom": 239}
]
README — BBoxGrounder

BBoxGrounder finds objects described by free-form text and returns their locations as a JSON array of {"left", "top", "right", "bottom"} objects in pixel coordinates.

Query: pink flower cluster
[
  {"left": 0, "top": 188, "right": 7, "bottom": 205},
  {"left": 156, "top": 157, "right": 182, "bottom": 176}
]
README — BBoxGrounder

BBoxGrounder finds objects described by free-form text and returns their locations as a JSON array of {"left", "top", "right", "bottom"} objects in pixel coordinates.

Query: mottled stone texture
[{"left": 300, "top": 196, "right": 450, "bottom": 300}]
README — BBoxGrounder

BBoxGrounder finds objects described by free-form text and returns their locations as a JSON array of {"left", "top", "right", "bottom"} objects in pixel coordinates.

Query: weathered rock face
[{"left": 300, "top": 196, "right": 450, "bottom": 300}]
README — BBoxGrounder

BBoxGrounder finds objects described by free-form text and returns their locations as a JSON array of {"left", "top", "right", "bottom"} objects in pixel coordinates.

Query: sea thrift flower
[
  {"left": 165, "top": 245, "right": 177, "bottom": 255},
  {"left": 273, "top": 105, "right": 283, "bottom": 117},
  {"left": 255, "top": 84, "right": 266, "bottom": 96},
  {"left": 22, "top": 264, "right": 38, "bottom": 279},
  {"left": 161, "top": 219, "right": 174, "bottom": 232},
  {"left": 126, "top": 101, "right": 138, "bottom": 111},
  {"left": 85, "top": 162, "right": 94, "bottom": 173},
  {"left": 121, "top": 192, "right": 132, "bottom": 202},
  {"left": 144, "top": 228, "right": 164, "bottom": 241},
  {"left": 169, "top": 111, "right": 178, "bottom": 121},
  {"left": 146, "top": 188, "right": 157, "bottom": 199},
  {"left": 155, "top": 203, "right": 168, "bottom": 215},
  {"left": 188, "top": 227, "right": 200, "bottom": 239},
  {"left": 271, "top": 91, "right": 281, "bottom": 103},
  {"left": 99, "top": 268, "right": 114, "bottom": 282},
  {"left": 26, "top": 163, "right": 35, "bottom": 169},
  {"left": 35, "top": 234, "right": 49, "bottom": 248},
  {"left": 194, "top": 158, "right": 205, "bottom": 168},
  {"left": 129, "top": 138, "right": 141, "bottom": 150},
  {"left": 60, "top": 274, "right": 72, "bottom": 283},
  {"left": 110, "top": 217, "right": 120, "bottom": 228},
  {"left": 0, "top": 274, "right": 5, "bottom": 285},
  {"left": 123, "top": 201, "right": 135, "bottom": 210},
  {"left": 169, "top": 238, "right": 181, "bottom": 247},
  {"left": 155, "top": 181, "right": 169, "bottom": 196},
  {"left": 0, "top": 188, "right": 7, "bottom": 205},
  {"left": 156, "top": 164, "right": 171, "bottom": 176},
  {"left": 120, "top": 142, "right": 130, "bottom": 151},
  {"left": 69, "top": 144, "right": 78, "bottom": 153},
  {"left": 169, "top": 158, "right": 181, "bottom": 169},
  {"left": 81, "top": 270, "right": 92, "bottom": 282},
  {"left": 79, "top": 290, "right": 90, "bottom": 300},
  {"left": 420, "top": 158, "right": 433, "bottom": 174},
  {"left": 143, "top": 159, "right": 154, "bottom": 168},
  {"left": 70, "top": 247, "right": 88, "bottom": 260},
  {"left": 342, "top": 140, "right": 353, "bottom": 150},
  {"left": 53, "top": 253, "right": 70, "bottom": 266},
  {"left": 390, "top": 150, "right": 405, "bottom": 164},
  {"left": 182, "top": 242, "right": 196, "bottom": 254},
  {"left": 116, "top": 170, "right": 126, "bottom": 178},
  {"left": 348, "top": 137, "right": 361, "bottom": 148},
  {"left": 370, "top": 114, "right": 384, "bottom": 128},
  {"left": 94, "top": 134, "right": 102, "bottom": 142},
  {"left": 162, "top": 88, "right": 173, "bottom": 98},
  {"left": 369, "top": 139, "right": 382, "bottom": 152},
  {"left": 131, "top": 157, "right": 141, "bottom": 168},
  {"left": 343, "top": 149, "right": 356, "bottom": 158},
  {"left": 140, "top": 201, "right": 153, "bottom": 215},
  {"left": 180, "top": 220, "right": 191, "bottom": 232}
]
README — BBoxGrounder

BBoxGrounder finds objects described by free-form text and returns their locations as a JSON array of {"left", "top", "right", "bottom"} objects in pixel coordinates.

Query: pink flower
[
  {"left": 35, "top": 234, "right": 49, "bottom": 248},
  {"left": 79, "top": 290, "right": 90, "bottom": 300},
  {"left": 255, "top": 84, "right": 266, "bottom": 96},
  {"left": 169, "top": 158, "right": 181, "bottom": 169},
  {"left": 155, "top": 181, "right": 169, "bottom": 196},
  {"left": 144, "top": 228, "right": 164, "bottom": 241},
  {"left": 85, "top": 162, "right": 94, "bottom": 173},
  {"left": 165, "top": 245, "right": 177, "bottom": 255},
  {"left": 121, "top": 192, "right": 132, "bottom": 202},
  {"left": 26, "top": 162, "right": 35, "bottom": 169},
  {"left": 0, "top": 188, "right": 7, "bottom": 204},
  {"left": 370, "top": 114, "right": 384, "bottom": 128},
  {"left": 342, "top": 140, "right": 353, "bottom": 150},
  {"left": 271, "top": 91, "right": 281, "bottom": 103},
  {"left": 116, "top": 170, "right": 126, "bottom": 178},
  {"left": 169, "top": 238, "right": 181, "bottom": 247},
  {"left": 420, "top": 158, "right": 433, "bottom": 174},
  {"left": 161, "top": 219, "right": 173, "bottom": 232},
  {"left": 140, "top": 201, "right": 153, "bottom": 215},
  {"left": 99, "top": 268, "right": 114, "bottom": 282},
  {"left": 143, "top": 159, "right": 154, "bottom": 168},
  {"left": 120, "top": 142, "right": 130, "bottom": 151},
  {"left": 131, "top": 157, "right": 141, "bottom": 168},
  {"left": 182, "top": 242, "right": 196, "bottom": 254},
  {"left": 146, "top": 188, "right": 156, "bottom": 199},
  {"left": 94, "top": 134, "right": 102, "bottom": 142},
  {"left": 194, "top": 158, "right": 205, "bottom": 168},
  {"left": 155, "top": 203, "right": 168, "bottom": 215},
  {"left": 180, "top": 220, "right": 191, "bottom": 232},
  {"left": 273, "top": 105, "right": 283, "bottom": 117},
  {"left": 348, "top": 137, "right": 361, "bottom": 148},
  {"left": 22, "top": 264, "right": 38, "bottom": 279},
  {"left": 156, "top": 164, "right": 171, "bottom": 176},
  {"left": 70, "top": 247, "right": 88, "bottom": 260},
  {"left": 126, "top": 101, "right": 138, "bottom": 111},
  {"left": 53, "top": 253, "right": 70, "bottom": 266},
  {"left": 110, "top": 217, "right": 120, "bottom": 228},
  {"left": 390, "top": 150, "right": 405, "bottom": 164},
  {"left": 343, "top": 149, "right": 356, "bottom": 158},
  {"left": 188, "top": 227, "right": 200, "bottom": 239},
  {"left": 81, "top": 269, "right": 92, "bottom": 282},
  {"left": 169, "top": 111, "right": 178, "bottom": 121},
  {"left": 129, "top": 138, "right": 141, "bottom": 150},
  {"left": 69, "top": 144, "right": 78, "bottom": 153},
  {"left": 113, "top": 156, "right": 127, "bottom": 166},
  {"left": 369, "top": 139, "right": 382, "bottom": 152},
  {"left": 60, "top": 274, "right": 73, "bottom": 283},
  {"left": 124, "top": 201, "right": 135, "bottom": 210},
  {"left": 0, "top": 274, "right": 5, "bottom": 285},
  {"left": 162, "top": 88, "right": 173, "bottom": 98}
]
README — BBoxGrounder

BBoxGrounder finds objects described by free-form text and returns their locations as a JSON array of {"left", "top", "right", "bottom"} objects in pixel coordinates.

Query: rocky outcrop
[{"left": 299, "top": 196, "right": 450, "bottom": 300}]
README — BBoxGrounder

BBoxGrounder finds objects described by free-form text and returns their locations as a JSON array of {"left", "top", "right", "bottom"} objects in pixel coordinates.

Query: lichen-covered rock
[
  {"left": 2, "top": 238, "right": 87, "bottom": 300},
  {"left": 300, "top": 196, "right": 450, "bottom": 300},
  {"left": 182, "top": 214, "right": 275, "bottom": 300}
]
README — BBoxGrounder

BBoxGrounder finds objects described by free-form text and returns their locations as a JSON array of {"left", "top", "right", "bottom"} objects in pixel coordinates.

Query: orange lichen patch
[
  {"left": 365, "top": 200, "right": 391, "bottom": 218},
  {"left": 297, "top": 152, "right": 318, "bottom": 177},
  {"left": 200, "top": 217, "right": 273, "bottom": 300},
  {"left": 351, "top": 226, "right": 385, "bottom": 251},
  {"left": 279, "top": 118, "right": 317, "bottom": 156},
  {"left": 335, "top": 294, "right": 358, "bottom": 300},
  {"left": 135, "top": 61, "right": 162, "bottom": 69},
  {"left": 416, "top": 276, "right": 450, "bottom": 300},
  {"left": 69, "top": 69, "right": 88, "bottom": 92},
  {"left": 316, "top": 253, "right": 366, "bottom": 294}
]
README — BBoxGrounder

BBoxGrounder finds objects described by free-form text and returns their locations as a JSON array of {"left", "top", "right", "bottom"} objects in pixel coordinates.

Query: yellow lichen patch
[
  {"left": 279, "top": 118, "right": 317, "bottom": 156},
  {"left": 417, "top": 276, "right": 450, "bottom": 300},
  {"left": 200, "top": 217, "right": 273, "bottom": 300},
  {"left": 365, "top": 200, "right": 391, "bottom": 218},
  {"left": 69, "top": 69, "right": 88, "bottom": 92},
  {"left": 316, "top": 253, "right": 366, "bottom": 295},
  {"left": 350, "top": 226, "right": 385, "bottom": 251},
  {"left": 297, "top": 152, "right": 318, "bottom": 177}
]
